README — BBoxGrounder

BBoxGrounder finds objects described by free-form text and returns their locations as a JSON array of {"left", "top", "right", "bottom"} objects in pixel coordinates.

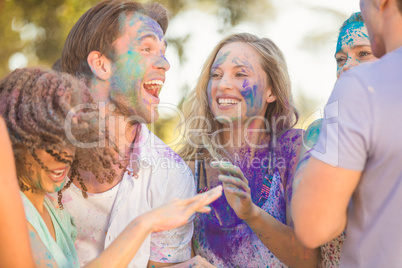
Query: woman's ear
[
  {"left": 266, "top": 87, "right": 277, "bottom": 104},
  {"left": 87, "top": 51, "right": 112, "bottom": 81}
]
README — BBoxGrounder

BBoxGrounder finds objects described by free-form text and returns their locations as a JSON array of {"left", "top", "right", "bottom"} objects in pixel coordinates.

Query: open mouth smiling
[
  {"left": 143, "top": 79, "right": 164, "bottom": 102},
  {"left": 216, "top": 95, "right": 242, "bottom": 108},
  {"left": 218, "top": 98, "right": 241, "bottom": 106},
  {"left": 47, "top": 167, "right": 68, "bottom": 182}
]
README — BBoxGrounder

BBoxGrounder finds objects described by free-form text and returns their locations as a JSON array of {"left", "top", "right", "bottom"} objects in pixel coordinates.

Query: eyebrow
[
  {"left": 234, "top": 65, "right": 251, "bottom": 70},
  {"left": 139, "top": 34, "right": 157, "bottom": 42},
  {"left": 210, "top": 65, "right": 252, "bottom": 71},
  {"left": 232, "top": 57, "right": 254, "bottom": 69},
  {"left": 139, "top": 34, "right": 167, "bottom": 49}
]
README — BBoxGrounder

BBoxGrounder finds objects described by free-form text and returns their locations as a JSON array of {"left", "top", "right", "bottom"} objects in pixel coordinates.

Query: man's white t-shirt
[
  {"left": 61, "top": 124, "right": 195, "bottom": 267},
  {"left": 60, "top": 181, "right": 120, "bottom": 265}
]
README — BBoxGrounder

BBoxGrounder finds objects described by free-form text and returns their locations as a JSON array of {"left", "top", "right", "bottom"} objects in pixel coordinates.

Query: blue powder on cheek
[
  {"left": 125, "top": 50, "right": 144, "bottom": 74},
  {"left": 242, "top": 79, "right": 250, "bottom": 89},
  {"left": 240, "top": 83, "right": 263, "bottom": 117},
  {"left": 241, "top": 85, "right": 254, "bottom": 109},
  {"left": 112, "top": 50, "right": 145, "bottom": 98}
]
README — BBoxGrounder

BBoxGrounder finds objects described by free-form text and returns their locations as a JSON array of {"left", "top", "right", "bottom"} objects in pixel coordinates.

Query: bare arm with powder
[
  {"left": 85, "top": 186, "right": 222, "bottom": 268},
  {"left": 147, "top": 161, "right": 215, "bottom": 268},
  {"left": 0, "top": 117, "right": 57, "bottom": 268},
  {"left": 25, "top": 188, "right": 220, "bottom": 268}
]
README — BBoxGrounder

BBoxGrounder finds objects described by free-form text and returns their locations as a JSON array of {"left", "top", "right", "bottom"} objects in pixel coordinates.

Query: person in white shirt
[{"left": 58, "top": 1, "right": 203, "bottom": 267}]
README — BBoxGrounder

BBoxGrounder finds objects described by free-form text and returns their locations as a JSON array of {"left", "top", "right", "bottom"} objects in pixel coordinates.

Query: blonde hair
[{"left": 178, "top": 33, "right": 298, "bottom": 161}]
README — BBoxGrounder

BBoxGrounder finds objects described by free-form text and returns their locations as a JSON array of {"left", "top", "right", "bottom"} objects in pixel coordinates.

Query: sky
[{"left": 159, "top": 0, "right": 361, "bottom": 120}]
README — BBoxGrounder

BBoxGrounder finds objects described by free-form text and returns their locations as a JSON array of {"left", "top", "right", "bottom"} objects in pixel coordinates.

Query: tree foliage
[{"left": 0, "top": 0, "right": 274, "bottom": 77}]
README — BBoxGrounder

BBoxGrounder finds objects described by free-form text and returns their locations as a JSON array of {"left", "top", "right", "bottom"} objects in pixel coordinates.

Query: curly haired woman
[{"left": 0, "top": 67, "right": 222, "bottom": 268}]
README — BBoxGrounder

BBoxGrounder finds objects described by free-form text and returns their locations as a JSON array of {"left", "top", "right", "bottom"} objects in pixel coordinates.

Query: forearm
[
  {"left": 0, "top": 119, "right": 37, "bottom": 268},
  {"left": 86, "top": 185, "right": 222, "bottom": 268},
  {"left": 0, "top": 188, "right": 36, "bottom": 268},
  {"left": 293, "top": 184, "right": 347, "bottom": 249},
  {"left": 292, "top": 158, "right": 358, "bottom": 248},
  {"left": 245, "top": 205, "right": 319, "bottom": 268},
  {"left": 85, "top": 215, "right": 153, "bottom": 268}
]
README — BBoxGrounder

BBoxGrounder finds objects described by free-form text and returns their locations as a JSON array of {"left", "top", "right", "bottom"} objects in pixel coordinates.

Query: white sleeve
[{"left": 149, "top": 164, "right": 196, "bottom": 263}]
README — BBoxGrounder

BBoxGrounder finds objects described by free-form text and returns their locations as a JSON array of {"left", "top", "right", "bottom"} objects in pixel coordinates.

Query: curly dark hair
[{"left": 0, "top": 67, "right": 126, "bottom": 208}]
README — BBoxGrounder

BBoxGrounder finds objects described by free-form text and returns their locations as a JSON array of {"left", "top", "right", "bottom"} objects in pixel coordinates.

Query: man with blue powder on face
[
  {"left": 292, "top": 0, "right": 402, "bottom": 267},
  {"left": 58, "top": 1, "right": 212, "bottom": 267}
]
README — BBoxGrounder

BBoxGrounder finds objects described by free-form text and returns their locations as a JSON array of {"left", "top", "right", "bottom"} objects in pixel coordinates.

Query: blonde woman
[{"left": 179, "top": 33, "right": 319, "bottom": 267}]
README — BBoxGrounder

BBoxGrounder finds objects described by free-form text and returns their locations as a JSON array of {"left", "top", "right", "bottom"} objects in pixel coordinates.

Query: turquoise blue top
[{"left": 21, "top": 192, "right": 79, "bottom": 268}]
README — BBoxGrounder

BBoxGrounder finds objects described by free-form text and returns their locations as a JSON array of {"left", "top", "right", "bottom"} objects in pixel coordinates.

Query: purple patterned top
[{"left": 193, "top": 129, "right": 303, "bottom": 267}]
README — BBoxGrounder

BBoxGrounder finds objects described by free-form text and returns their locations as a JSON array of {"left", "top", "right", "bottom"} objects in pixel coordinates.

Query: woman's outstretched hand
[
  {"left": 144, "top": 185, "right": 223, "bottom": 233},
  {"left": 211, "top": 161, "right": 258, "bottom": 221},
  {"left": 87, "top": 187, "right": 222, "bottom": 268}
]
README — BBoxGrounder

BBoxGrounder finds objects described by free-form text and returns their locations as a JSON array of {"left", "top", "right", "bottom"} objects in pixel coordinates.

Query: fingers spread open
[
  {"left": 185, "top": 186, "right": 222, "bottom": 215},
  {"left": 199, "top": 185, "right": 222, "bottom": 206}
]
